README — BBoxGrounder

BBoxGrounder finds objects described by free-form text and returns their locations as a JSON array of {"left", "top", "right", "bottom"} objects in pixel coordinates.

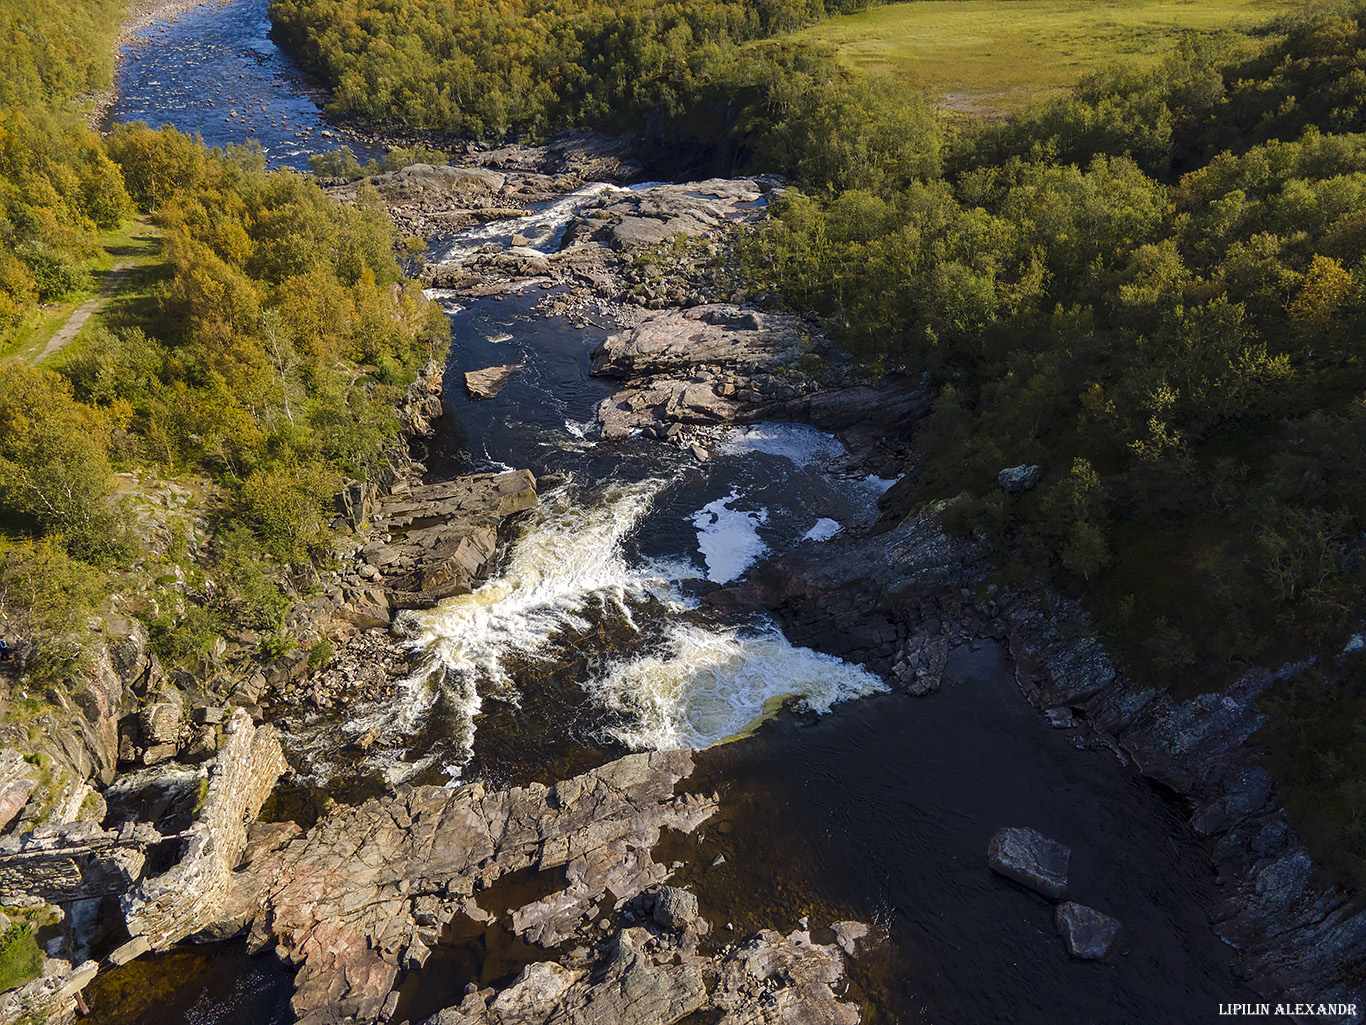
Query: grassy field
[
  {"left": 791, "top": 0, "right": 1308, "bottom": 115},
  {"left": 2, "top": 215, "right": 163, "bottom": 366}
]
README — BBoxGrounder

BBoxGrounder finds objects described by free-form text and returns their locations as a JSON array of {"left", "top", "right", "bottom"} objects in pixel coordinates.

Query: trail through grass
[{"left": 4, "top": 214, "right": 163, "bottom": 365}]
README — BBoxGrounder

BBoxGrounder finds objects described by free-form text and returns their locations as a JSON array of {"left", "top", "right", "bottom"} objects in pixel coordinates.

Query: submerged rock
[
  {"left": 987, "top": 826, "right": 1070, "bottom": 899},
  {"left": 1055, "top": 901, "right": 1124, "bottom": 960}
]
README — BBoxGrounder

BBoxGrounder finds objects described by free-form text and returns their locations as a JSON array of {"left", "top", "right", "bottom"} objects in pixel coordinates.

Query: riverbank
[
  {"left": 348, "top": 129, "right": 1366, "bottom": 1010},
  {"left": 709, "top": 500, "right": 1366, "bottom": 1011}
]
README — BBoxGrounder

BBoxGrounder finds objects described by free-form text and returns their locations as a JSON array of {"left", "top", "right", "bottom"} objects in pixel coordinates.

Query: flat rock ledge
[
  {"left": 987, "top": 826, "right": 1070, "bottom": 900},
  {"left": 336, "top": 469, "right": 538, "bottom": 628},
  {"left": 208, "top": 750, "right": 719, "bottom": 1025},
  {"left": 590, "top": 304, "right": 931, "bottom": 441}
]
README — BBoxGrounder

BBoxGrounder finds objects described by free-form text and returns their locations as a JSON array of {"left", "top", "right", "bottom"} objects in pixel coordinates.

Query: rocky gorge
[{"left": 4, "top": 4, "right": 1365, "bottom": 1020}]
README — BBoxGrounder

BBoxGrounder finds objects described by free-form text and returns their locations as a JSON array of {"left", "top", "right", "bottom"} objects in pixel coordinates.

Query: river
[{"left": 87, "top": 2, "right": 1265, "bottom": 1022}]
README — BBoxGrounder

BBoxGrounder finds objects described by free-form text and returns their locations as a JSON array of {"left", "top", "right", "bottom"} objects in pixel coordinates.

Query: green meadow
[{"left": 792, "top": 0, "right": 1307, "bottom": 114}]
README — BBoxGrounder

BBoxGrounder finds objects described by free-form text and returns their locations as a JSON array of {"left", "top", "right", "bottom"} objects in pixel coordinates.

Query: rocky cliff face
[
  {"left": 120, "top": 710, "right": 287, "bottom": 949},
  {"left": 709, "top": 508, "right": 1366, "bottom": 1009}
]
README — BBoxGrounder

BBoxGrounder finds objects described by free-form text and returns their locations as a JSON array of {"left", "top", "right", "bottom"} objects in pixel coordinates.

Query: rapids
[{"left": 88, "top": 3, "right": 1272, "bottom": 1022}]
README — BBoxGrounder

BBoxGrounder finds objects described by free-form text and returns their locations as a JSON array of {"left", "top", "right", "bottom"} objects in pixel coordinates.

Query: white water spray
[
  {"left": 585, "top": 622, "right": 888, "bottom": 751},
  {"left": 348, "top": 478, "right": 884, "bottom": 780}
]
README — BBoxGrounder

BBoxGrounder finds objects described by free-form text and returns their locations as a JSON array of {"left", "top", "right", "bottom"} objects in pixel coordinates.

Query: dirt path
[{"left": 34, "top": 262, "right": 132, "bottom": 364}]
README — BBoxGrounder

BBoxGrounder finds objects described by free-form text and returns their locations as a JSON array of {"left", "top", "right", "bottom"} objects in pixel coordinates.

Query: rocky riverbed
[{"left": 8, "top": 14, "right": 1365, "bottom": 1019}]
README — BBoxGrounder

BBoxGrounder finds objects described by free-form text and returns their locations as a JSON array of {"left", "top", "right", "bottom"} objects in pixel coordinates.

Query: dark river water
[{"left": 86, "top": 2, "right": 1266, "bottom": 1022}]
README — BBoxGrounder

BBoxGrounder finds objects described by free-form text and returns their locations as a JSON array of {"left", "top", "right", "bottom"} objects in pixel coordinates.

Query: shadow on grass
[{"left": 106, "top": 234, "right": 161, "bottom": 258}]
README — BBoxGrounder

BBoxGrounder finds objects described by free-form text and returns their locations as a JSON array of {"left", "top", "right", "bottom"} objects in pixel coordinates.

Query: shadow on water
[
  {"left": 80, "top": 940, "right": 294, "bottom": 1025},
  {"left": 390, "top": 864, "right": 573, "bottom": 1025},
  {"left": 659, "top": 641, "right": 1261, "bottom": 1025}
]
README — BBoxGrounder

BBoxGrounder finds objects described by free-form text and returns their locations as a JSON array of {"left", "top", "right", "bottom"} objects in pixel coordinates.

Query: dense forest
[
  {"left": 263, "top": 0, "right": 1366, "bottom": 888},
  {"left": 1, "top": 1, "right": 445, "bottom": 688},
  {"left": 738, "top": 17, "right": 1366, "bottom": 885},
  {"left": 268, "top": 0, "right": 884, "bottom": 138}
]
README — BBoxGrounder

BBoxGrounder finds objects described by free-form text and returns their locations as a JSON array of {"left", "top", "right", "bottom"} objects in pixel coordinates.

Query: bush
[
  {"left": 145, "top": 603, "right": 224, "bottom": 669},
  {"left": 0, "top": 361, "right": 118, "bottom": 560},
  {"left": 308, "top": 637, "right": 334, "bottom": 668},
  {"left": 0, "top": 922, "right": 43, "bottom": 994}
]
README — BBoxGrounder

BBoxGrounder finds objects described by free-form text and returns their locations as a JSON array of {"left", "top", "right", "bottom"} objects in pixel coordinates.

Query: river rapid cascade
[{"left": 68, "top": 2, "right": 1340, "bottom": 1023}]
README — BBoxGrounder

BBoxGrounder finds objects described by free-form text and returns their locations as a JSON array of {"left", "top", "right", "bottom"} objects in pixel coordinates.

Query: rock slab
[
  {"left": 121, "top": 710, "right": 287, "bottom": 948},
  {"left": 988, "top": 826, "right": 1070, "bottom": 899},
  {"left": 464, "top": 363, "right": 524, "bottom": 399},
  {"left": 215, "top": 750, "right": 717, "bottom": 1025},
  {"left": 341, "top": 469, "right": 538, "bottom": 626}
]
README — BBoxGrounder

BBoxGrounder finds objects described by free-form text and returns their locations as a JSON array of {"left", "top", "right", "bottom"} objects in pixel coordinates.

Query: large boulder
[
  {"left": 590, "top": 305, "right": 803, "bottom": 379},
  {"left": 987, "top": 826, "right": 1070, "bottom": 899},
  {"left": 1055, "top": 901, "right": 1124, "bottom": 960},
  {"left": 464, "top": 363, "right": 524, "bottom": 399},
  {"left": 652, "top": 886, "right": 699, "bottom": 932},
  {"left": 998, "top": 464, "right": 1043, "bottom": 492}
]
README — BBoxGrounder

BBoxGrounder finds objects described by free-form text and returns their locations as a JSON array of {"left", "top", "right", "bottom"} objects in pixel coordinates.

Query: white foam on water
[
  {"left": 381, "top": 480, "right": 690, "bottom": 776},
  {"left": 485, "top": 331, "right": 514, "bottom": 343},
  {"left": 691, "top": 490, "right": 768, "bottom": 583},
  {"left": 564, "top": 418, "right": 595, "bottom": 440},
  {"left": 804, "top": 517, "right": 842, "bottom": 542},
  {"left": 585, "top": 621, "right": 888, "bottom": 751},
  {"left": 435, "top": 182, "right": 629, "bottom": 263},
  {"left": 422, "top": 287, "right": 467, "bottom": 313},
  {"left": 719, "top": 422, "right": 846, "bottom": 467}
]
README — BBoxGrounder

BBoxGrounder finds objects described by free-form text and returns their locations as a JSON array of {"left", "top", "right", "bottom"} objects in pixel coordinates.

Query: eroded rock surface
[
  {"left": 0, "top": 820, "right": 155, "bottom": 906},
  {"left": 589, "top": 304, "right": 931, "bottom": 441},
  {"left": 421, "top": 923, "right": 863, "bottom": 1025},
  {"left": 211, "top": 750, "right": 718, "bottom": 1025},
  {"left": 120, "top": 709, "right": 286, "bottom": 948},
  {"left": 337, "top": 469, "right": 538, "bottom": 628}
]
